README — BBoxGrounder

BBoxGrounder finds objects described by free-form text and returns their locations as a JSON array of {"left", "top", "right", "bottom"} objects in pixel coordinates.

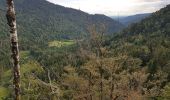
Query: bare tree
[
  {"left": 6, "top": 0, "right": 20, "bottom": 100},
  {"left": 88, "top": 24, "right": 106, "bottom": 100}
]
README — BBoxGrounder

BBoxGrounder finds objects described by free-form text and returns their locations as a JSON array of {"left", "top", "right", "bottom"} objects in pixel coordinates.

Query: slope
[
  {"left": 0, "top": 3, "right": 170, "bottom": 100},
  {"left": 119, "top": 13, "right": 151, "bottom": 26},
  {"left": 108, "top": 4, "right": 170, "bottom": 98},
  {"left": 111, "top": 13, "right": 151, "bottom": 26},
  {"left": 0, "top": 0, "right": 123, "bottom": 46}
]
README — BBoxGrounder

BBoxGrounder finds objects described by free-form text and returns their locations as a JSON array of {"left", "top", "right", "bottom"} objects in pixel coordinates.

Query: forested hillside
[
  {"left": 112, "top": 13, "right": 151, "bottom": 26},
  {"left": 0, "top": 0, "right": 123, "bottom": 43},
  {"left": 107, "top": 4, "right": 170, "bottom": 99},
  {"left": 0, "top": 0, "right": 169, "bottom": 99},
  {"left": 0, "top": 0, "right": 124, "bottom": 62}
]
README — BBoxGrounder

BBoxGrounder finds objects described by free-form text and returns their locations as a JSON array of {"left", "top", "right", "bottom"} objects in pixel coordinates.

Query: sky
[{"left": 47, "top": 0, "right": 170, "bottom": 16}]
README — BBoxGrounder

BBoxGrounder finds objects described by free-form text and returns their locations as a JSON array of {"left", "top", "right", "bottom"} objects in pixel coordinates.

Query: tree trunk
[
  {"left": 100, "top": 66, "right": 103, "bottom": 100},
  {"left": 89, "top": 72, "right": 92, "bottom": 100},
  {"left": 110, "top": 77, "right": 114, "bottom": 99},
  {"left": 48, "top": 69, "right": 54, "bottom": 93},
  {"left": 6, "top": 0, "right": 20, "bottom": 100}
]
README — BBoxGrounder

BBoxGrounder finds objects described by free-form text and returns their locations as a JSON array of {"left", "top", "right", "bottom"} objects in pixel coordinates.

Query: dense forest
[
  {"left": 0, "top": 0, "right": 123, "bottom": 47},
  {"left": 0, "top": 0, "right": 170, "bottom": 100}
]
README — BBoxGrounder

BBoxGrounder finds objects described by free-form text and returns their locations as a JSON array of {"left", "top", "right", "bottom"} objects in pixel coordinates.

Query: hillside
[
  {"left": 108, "top": 5, "right": 170, "bottom": 99},
  {"left": 112, "top": 13, "right": 151, "bottom": 26},
  {"left": 0, "top": 0, "right": 123, "bottom": 44},
  {"left": 0, "top": 0, "right": 124, "bottom": 69},
  {"left": 0, "top": 0, "right": 170, "bottom": 99}
]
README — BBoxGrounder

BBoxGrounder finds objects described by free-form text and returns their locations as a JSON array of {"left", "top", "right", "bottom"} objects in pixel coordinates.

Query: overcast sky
[{"left": 47, "top": 0, "right": 170, "bottom": 16}]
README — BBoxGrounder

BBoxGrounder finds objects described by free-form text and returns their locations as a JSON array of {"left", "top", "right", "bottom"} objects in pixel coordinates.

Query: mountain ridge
[
  {"left": 0, "top": 2, "right": 170, "bottom": 99},
  {"left": 0, "top": 0, "right": 124, "bottom": 42},
  {"left": 111, "top": 13, "right": 151, "bottom": 26}
]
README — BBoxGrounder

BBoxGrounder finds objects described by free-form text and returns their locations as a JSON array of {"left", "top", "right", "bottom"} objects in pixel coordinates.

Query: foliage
[{"left": 0, "top": 1, "right": 169, "bottom": 99}]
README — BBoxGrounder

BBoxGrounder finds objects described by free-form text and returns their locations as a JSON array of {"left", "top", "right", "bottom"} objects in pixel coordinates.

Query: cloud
[{"left": 47, "top": 0, "right": 170, "bottom": 16}]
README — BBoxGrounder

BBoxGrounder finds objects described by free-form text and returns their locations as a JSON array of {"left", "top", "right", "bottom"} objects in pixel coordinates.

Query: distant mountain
[
  {"left": 0, "top": 0, "right": 123, "bottom": 48},
  {"left": 111, "top": 13, "right": 151, "bottom": 26},
  {"left": 0, "top": 1, "right": 170, "bottom": 99}
]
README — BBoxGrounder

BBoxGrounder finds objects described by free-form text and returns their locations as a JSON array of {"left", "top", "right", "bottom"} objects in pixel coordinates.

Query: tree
[
  {"left": 6, "top": 0, "right": 20, "bottom": 99},
  {"left": 88, "top": 24, "right": 106, "bottom": 100}
]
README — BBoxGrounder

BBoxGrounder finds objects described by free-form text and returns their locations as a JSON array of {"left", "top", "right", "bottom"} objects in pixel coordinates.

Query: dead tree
[{"left": 6, "top": 0, "right": 20, "bottom": 100}]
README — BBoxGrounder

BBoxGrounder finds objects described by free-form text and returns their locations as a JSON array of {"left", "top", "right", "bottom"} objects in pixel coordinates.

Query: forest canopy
[{"left": 0, "top": 0, "right": 170, "bottom": 99}]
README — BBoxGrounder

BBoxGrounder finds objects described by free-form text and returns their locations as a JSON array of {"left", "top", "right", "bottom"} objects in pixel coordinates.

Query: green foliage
[
  {"left": 0, "top": 87, "right": 10, "bottom": 99},
  {"left": 0, "top": 0, "right": 123, "bottom": 49},
  {"left": 0, "top": 1, "right": 169, "bottom": 99},
  {"left": 107, "top": 4, "right": 170, "bottom": 99},
  {"left": 163, "top": 83, "right": 170, "bottom": 97}
]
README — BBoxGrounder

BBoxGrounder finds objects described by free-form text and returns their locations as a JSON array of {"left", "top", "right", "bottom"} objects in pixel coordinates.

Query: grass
[
  {"left": 48, "top": 40, "right": 75, "bottom": 47},
  {"left": 0, "top": 86, "right": 9, "bottom": 99},
  {"left": 20, "top": 51, "right": 29, "bottom": 59}
]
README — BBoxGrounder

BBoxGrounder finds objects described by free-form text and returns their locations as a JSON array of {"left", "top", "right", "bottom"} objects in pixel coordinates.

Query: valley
[{"left": 0, "top": 0, "right": 170, "bottom": 99}]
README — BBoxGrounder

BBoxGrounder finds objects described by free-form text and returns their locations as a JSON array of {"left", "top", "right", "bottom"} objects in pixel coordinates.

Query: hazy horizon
[{"left": 47, "top": 0, "right": 170, "bottom": 16}]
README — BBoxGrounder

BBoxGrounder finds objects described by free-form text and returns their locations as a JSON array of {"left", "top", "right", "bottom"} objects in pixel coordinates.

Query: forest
[{"left": 0, "top": 0, "right": 170, "bottom": 100}]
